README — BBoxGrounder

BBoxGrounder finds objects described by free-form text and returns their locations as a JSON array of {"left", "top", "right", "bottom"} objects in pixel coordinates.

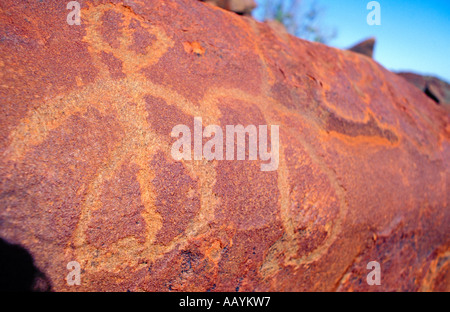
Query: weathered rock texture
[{"left": 0, "top": 0, "right": 449, "bottom": 291}]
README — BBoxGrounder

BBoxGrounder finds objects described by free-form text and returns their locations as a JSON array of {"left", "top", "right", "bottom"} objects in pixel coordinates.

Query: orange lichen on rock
[{"left": 0, "top": 0, "right": 448, "bottom": 292}]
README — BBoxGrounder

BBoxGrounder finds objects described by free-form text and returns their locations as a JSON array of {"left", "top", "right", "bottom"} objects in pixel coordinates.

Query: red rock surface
[{"left": 0, "top": 0, "right": 449, "bottom": 291}]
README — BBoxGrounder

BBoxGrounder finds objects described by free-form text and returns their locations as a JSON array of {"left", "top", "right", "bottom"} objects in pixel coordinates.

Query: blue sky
[{"left": 253, "top": 0, "right": 450, "bottom": 82}]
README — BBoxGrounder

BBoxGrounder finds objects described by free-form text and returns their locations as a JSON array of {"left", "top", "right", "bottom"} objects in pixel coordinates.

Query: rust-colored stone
[{"left": 0, "top": 0, "right": 448, "bottom": 292}]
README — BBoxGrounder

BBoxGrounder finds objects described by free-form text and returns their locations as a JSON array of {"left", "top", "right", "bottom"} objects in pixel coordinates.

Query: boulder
[
  {"left": 348, "top": 37, "right": 376, "bottom": 58},
  {"left": 398, "top": 72, "right": 450, "bottom": 112},
  {"left": 0, "top": 0, "right": 448, "bottom": 291},
  {"left": 201, "top": 0, "right": 257, "bottom": 15}
]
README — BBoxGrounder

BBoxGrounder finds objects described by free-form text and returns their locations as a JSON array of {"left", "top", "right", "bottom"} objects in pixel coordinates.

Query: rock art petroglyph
[{"left": 0, "top": 0, "right": 448, "bottom": 291}]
